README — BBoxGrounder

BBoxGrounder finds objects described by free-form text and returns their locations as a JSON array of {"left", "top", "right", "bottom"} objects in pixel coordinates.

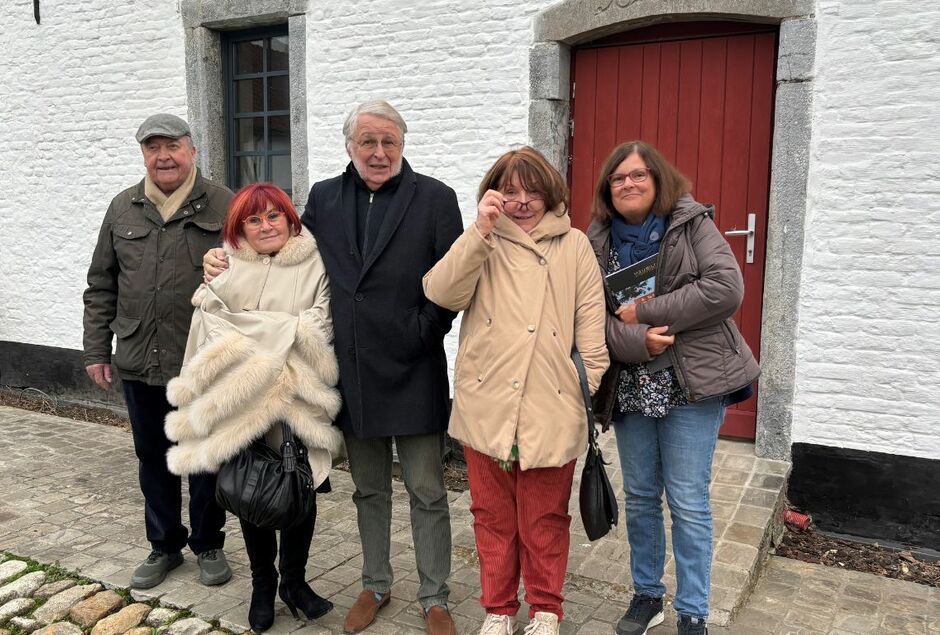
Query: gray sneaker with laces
[
  {"left": 197, "top": 548, "right": 232, "bottom": 586},
  {"left": 616, "top": 595, "right": 664, "bottom": 635},
  {"left": 677, "top": 615, "right": 708, "bottom": 634},
  {"left": 130, "top": 550, "right": 183, "bottom": 589}
]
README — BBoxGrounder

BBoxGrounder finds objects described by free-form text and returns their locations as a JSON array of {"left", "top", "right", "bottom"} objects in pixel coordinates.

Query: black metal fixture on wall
[{"left": 34, "top": 0, "right": 41, "bottom": 25}]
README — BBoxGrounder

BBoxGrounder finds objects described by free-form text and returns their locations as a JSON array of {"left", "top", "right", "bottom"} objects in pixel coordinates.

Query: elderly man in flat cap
[{"left": 83, "top": 114, "right": 234, "bottom": 589}]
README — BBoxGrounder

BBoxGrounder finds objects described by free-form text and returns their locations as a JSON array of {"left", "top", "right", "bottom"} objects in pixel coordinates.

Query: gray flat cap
[{"left": 136, "top": 113, "right": 191, "bottom": 143}]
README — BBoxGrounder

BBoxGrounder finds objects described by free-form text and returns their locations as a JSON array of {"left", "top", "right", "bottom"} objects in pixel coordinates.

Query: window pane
[
  {"left": 271, "top": 155, "right": 292, "bottom": 192},
  {"left": 268, "top": 75, "right": 289, "bottom": 111},
  {"left": 236, "top": 156, "right": 264, "bottom": 188},
  {"left": 236, "top": 117, "right": 264, "bottom": 152},
  {"left": 269, "top": 115, "right": 290, "bottom": 151},
  {"left": 235, "top": 79, "right": 264, "bottom": 113},
  {"left": 269, "top": 36, "right": 289, "bottom": 71},
  {"left": 235, "top": 40, "right": 263, "bottom": 74}
]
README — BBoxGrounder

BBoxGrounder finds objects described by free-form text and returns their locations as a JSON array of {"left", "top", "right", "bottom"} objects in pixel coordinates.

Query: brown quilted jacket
[{"left": 587, "top": 194, "right": 760, "bottom": 428}]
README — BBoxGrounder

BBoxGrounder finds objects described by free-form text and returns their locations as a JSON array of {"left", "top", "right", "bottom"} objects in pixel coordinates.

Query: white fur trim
[{"left": 224, "top": 227, "right": 316, "bottom": 265}]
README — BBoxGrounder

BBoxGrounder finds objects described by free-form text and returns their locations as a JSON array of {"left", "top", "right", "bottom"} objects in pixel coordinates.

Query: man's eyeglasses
[
  {"left": 503, "top": 196, "right": 543, "bottom": 212},
  {"left": 356, "top": 138, "right": 402, "bottom": 152},
  {"left": 607, "top": 168, "right": 653, "bottom": 188},
  {"left": 243, "top": 211, "right": 285, "bottom": 228}
]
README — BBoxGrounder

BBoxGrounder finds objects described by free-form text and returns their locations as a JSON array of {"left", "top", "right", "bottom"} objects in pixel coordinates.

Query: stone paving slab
[{"left": 0, "top": 406, "right": 793, "bottom": 633}]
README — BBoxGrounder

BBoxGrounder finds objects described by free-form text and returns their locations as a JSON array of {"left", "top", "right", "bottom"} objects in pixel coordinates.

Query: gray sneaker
[
  {"left": 616, "top": 595, "right": 664, "bottom": 635},
  {"left": 197, "top": 549, "right": 232, "bottom": 586},
  {"left": 131, "top": 550, "right": 184, "bottom": 589}
]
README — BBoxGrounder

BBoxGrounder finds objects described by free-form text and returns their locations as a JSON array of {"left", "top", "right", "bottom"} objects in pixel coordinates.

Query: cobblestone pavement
[{"left": 1, "top": 406, "right": 935, "bottom": 634}]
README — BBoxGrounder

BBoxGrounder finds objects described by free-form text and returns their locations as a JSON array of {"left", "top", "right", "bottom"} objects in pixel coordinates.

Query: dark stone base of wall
[
  {"left": 0, "top": 341, "right": 125, "bottom": 407},
  {"left": 789, "top": 442, "right": 940, "bottom": 550}
]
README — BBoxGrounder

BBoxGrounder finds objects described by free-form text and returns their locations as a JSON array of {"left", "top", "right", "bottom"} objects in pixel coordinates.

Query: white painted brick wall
[
  {"left": 791, "top": 1, "right": 940, "bottom": 459},
  {"left": 0, "top": 0, "right": 187, "bottom": 349}
]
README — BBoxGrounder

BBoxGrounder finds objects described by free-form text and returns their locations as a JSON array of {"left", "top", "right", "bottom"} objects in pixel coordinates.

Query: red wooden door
[{"left": 569, "top": 23, "right": 777, "bottom": 439}]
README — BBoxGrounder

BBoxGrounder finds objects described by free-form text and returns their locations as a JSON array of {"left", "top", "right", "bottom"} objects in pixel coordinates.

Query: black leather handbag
[
  {"left": 215, "top": 422, "right": 315, "bottom": 530},
  {"left": 572, "top": 351, "right": 619, "bottom": 541}
]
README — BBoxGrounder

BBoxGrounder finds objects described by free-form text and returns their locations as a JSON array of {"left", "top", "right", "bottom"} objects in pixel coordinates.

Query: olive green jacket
[{"left": 82, "top": 170, "right": 233, "bottom": 385}]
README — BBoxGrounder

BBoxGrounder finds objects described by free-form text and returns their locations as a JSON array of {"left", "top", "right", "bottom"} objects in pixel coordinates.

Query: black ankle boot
[
  {"left": 278, "top": 580, "right": 333, "bottom": 620},
  {"left": 248, "top": 576, "right": 278, "bottom": 632}
]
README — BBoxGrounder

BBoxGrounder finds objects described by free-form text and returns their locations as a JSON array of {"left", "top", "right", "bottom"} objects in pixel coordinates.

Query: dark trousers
[
  {"left": 239, "top": 501, "right": 317, "bottom": 583},
  {"left": 123, "top": 380, "right": 226, "bottom": 554}
]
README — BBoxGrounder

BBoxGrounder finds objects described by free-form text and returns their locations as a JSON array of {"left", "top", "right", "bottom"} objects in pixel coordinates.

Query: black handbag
[
  {"left": 572, "top": 351, "right": 619, "bottom": 541},
  {"left": 215, "top": 422, "right": 316, "bottom": 530}
]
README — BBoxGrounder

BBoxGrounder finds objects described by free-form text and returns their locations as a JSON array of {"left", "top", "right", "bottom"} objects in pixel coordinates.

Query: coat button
[
  {"left": 126, "top": 230, "right": 132, "bottom": 235},
  {"left": 161, "top": 227, "right": 167, "bottom": 232},
  {"left": 196, "top": 204, "right": 202, "bottom": 209},
  {"left": 183, "top": 210, "right": 190, "bottom": 215},
  {"left": 354, "top": 292, "right": 364, "bottom": 301},
  {"left": 539, "top": 258, "right": 546, "bottom": 265},
  {"left": 262, "top": 257, "right": 271, "bottom": 265},
  {"left": 527, "top": 325, "right": 535, "bottom": 333},
  {"left": 486, "top": 318, "right": 492, "bottom": 326},
  {"left": 477, "top": 374, "right": 483, "bottom": 382},
  {"left": 511, "top": 380, "right": 520, "bottom": 390}
]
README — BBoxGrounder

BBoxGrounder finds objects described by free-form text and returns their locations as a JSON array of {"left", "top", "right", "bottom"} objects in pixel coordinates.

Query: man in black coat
[{"left": 205, "top": 101, "right": 463, "bottom": 635}]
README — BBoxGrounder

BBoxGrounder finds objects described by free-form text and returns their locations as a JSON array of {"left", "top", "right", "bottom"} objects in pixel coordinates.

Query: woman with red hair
[{"left": 164, "top": 183, "right": 343, "bottom": 632}]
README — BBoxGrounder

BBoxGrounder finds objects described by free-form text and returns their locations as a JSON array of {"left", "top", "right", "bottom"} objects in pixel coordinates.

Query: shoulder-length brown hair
[
  {"left": 478, "top": 146, "right": 569, "bottom": 214},
  {"left": 590, "top": 140, "right": 691, "bottom": 222}
]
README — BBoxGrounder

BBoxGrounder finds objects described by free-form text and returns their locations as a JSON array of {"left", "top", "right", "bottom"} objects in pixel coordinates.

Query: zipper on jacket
[{"left": 362, "top": 192, "right": 375, "bottom": 254}]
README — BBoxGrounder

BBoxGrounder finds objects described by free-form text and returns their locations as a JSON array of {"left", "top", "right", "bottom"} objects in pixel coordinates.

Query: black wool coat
[{"left": 301, "top": 159, "right": 463, "bottom": 439}]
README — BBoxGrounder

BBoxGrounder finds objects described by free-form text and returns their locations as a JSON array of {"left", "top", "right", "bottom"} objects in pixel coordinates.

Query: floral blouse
[{"left": 608, "top": 248, "right": 688, "bottom": 418}]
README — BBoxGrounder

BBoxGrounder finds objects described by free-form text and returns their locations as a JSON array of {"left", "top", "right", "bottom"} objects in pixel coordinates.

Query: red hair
[{"left": 222, "top": 183, "right": 302, "bottom": 248}]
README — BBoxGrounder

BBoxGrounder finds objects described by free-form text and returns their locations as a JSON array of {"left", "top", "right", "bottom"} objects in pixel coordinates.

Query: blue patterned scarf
[{"left": 610, "top": 213, "right": 667, "bottom": 267}]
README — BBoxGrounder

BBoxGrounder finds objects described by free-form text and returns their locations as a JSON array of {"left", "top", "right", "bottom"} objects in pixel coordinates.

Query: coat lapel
[{"left": 359, "top": 159, "right": 417, "bottom": 280}]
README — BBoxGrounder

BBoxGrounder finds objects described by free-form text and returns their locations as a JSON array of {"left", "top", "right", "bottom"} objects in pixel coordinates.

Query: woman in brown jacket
[
  {"left": 423, "top": 147, "right": 608, "bottom": 635},
  {"left": 587, "top": 141, "right": 759, "bottom": 635}
]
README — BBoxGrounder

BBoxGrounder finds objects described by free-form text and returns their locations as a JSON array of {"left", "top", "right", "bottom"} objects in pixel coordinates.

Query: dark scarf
[
  {"left": 348, "top": 163, "right": 403, "bottom": 255},
  {"left": 610, "top": 212, "right": 666, "bottom": 267}
]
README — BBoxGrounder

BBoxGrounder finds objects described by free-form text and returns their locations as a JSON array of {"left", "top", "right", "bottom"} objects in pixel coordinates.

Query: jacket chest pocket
[
  {"left": 112, "top": 225, "right": 152, "bottom": 272},
  {"left": 184, "top": 219, "right": 223, "bottom": 268}
]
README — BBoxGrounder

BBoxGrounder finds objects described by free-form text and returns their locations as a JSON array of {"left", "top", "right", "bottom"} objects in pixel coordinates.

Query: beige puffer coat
[{"left": 423, "top": 209, "right": 609, "bottom": 470}]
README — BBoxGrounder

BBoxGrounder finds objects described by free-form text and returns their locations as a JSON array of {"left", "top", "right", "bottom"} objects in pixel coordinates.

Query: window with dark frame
[{"left": 223, "top": 27, "right": 291, "bottom": 195}]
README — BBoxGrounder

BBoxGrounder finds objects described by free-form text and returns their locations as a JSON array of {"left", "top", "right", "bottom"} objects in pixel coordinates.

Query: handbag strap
[
  {"left": 571, "top": 350, "right": 600, "bottom": 455},
  {"left": 280, "top": 421, "right": 299, "bottom": 472}
]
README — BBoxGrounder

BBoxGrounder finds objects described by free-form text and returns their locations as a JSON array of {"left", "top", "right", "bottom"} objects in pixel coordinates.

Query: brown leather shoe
[
  {"left": 424, "top": 605, "right": 457, "bottom": 635},
  {"left": 343, "top": 590, "right": 390, "bottom": 633}
]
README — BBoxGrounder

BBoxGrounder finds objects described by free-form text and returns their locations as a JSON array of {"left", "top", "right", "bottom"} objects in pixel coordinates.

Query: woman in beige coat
[
  {"left": 423, "top": 147, "right": 608, "bottom": 635},
  {"left": 165, "top": 183, "right": 343, "bottom": 633}
]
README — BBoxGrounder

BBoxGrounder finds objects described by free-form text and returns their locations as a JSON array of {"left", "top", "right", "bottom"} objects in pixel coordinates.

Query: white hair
[{"left": 343, "top": 100, "right": 407, "bottom": 149}]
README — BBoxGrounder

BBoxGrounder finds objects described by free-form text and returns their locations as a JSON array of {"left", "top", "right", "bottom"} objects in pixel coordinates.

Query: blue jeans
[{"left": 613, "top": 396, "right": 725, "bottom": 620}]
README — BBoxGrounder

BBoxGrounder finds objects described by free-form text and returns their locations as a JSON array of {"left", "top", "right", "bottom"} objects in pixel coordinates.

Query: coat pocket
[
  {"left": 112, "top": 224, "right": 152, "bottom": 272},
  {"left": 185, "top": 219, "right": 223, "bottom": 268},
  {"left": 109, "top": 315, "right": 148, "bottom": 373}
]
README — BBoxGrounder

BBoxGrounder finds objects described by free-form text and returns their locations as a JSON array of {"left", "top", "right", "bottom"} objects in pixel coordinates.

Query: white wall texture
[
  {"left": 790, "top": 1, "right": 940, "bottom": 459},
  {"left": 0, "top": 0, "right": 188, "bottom": 350},
  {"left": 2, "top": 0, "right": 938, "bottom": 461}
]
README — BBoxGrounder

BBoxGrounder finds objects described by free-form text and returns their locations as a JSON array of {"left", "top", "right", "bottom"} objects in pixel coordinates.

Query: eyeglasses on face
[
  {"left": 243, "top": 211, "right": 285, "bottom": 228},
  {"left": 503, "top": 195, "right": 543, "bottom": 212},
  {"left": 607, "top": 168, "right": 653, "bottom": 188},
  {"left": 356, "top": 138, "right": 402, "bottom": 152}
]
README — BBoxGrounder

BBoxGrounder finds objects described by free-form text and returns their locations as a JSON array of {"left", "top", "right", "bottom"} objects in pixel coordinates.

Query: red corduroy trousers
[{"left": 465, "top": 445, "right": 576, "bottom": 620}]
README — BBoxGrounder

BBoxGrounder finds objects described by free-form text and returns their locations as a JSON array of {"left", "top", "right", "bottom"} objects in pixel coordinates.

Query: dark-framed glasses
[
  {"left": 607, "top": 168, "right": 652, "bottom": 188},
  {"left": 503, "top": 196, "right": 543, "bottom": 212},
  {"left": 243, "top": 211, "right": 285, "bottom": 228},
  {"left": 356, "top": 137, "right": 402, "bottom": 152}
]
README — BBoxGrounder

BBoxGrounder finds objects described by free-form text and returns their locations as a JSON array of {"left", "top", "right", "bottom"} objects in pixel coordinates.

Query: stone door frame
[{"left": 529, "top": 0, "right": 817, "bottom": 460}]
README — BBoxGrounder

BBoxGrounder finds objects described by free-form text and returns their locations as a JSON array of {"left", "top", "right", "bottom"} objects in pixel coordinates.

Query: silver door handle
[{"left": 724, "top": 213, "right": 756, "bottom": 264}]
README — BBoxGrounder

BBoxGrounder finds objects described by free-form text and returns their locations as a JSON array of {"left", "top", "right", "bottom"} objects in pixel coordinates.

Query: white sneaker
[
  {"left": 523, "top": 611, "right": 559, "bottom": 635},
  {"left": 480, "top": 613, "right": 518, "bottom": 635}
]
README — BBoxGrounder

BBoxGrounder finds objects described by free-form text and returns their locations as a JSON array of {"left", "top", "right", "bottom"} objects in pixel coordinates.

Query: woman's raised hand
[
  {"left": 645, "top": 325, "right": 674, "bottom": 357},
  {"left": 203, "top": 248, "right": 228, "bottom": 283},
  {"left": 475, "top": 189, "right": 504, "bottom": 236}
]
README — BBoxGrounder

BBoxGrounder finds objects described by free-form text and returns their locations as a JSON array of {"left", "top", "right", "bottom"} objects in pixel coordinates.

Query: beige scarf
[{"left": 145, "top": 166, "right": 197, "bottom": 222}]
